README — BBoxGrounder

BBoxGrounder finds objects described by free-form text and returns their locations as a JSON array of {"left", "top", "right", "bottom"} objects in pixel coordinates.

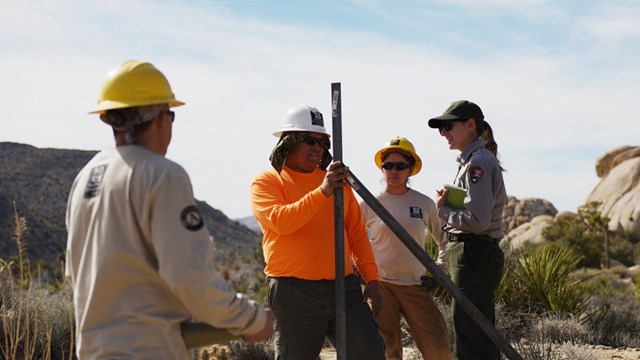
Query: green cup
[{"left": 444, "top": 184, "right": 467, "bottom": 209}]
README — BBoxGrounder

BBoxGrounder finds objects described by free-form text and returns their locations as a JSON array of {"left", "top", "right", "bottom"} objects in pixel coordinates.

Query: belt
[{"left": 447, "top": 232, "right": 501, "bottom": 244}]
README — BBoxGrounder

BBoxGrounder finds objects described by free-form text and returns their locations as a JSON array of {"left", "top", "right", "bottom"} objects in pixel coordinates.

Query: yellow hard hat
[
  {"left": 374, "top": 136, "right": 423, "bottom": 176},
  {"left": 89, "top": 60, "right": 185, "bottom": 114}
]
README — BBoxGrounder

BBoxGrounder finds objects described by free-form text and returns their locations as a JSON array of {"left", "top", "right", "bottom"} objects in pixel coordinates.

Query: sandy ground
[
  {"left": 319, "top": 345, "right": 640, "bottom": 359},
  {"left": 576, "top": 345, "right": 640, "bottom": 360}
]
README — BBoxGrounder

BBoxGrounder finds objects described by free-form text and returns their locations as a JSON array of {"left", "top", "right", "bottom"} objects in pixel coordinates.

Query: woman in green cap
[{"left": 428, "top": 100, "right": 507, "bottom": 360}]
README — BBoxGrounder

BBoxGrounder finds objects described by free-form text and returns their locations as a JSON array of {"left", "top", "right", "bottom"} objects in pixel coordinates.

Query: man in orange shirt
[{"left": 250, "top": 104, "right": 385, "bottom": 359}]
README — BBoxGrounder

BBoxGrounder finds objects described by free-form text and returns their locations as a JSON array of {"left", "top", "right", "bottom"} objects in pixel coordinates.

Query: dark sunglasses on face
[
  {"left": 302, "top": 136, "right": 326, "bottom": 148},
  {"left": 381, "top": 161, "right": 411, "bottom": 171},
  {"left": 166, "top": 110, "right": 175, "bottom": 123},
  {"left": 438, "top": 119, "right": 466, "bottom": 134}
]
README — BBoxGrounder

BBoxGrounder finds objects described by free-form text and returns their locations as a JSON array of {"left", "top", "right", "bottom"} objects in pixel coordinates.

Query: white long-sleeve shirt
[
  {"left": 360, "top": 188, "right": 447, "bottom": 286},
  {"left": 65, "top": 145, "right": 266, "bottom": 359}
]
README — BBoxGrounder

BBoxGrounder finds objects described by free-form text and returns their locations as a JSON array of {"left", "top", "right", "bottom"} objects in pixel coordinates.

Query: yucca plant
[{"left": 517, "top": 244, "right": 591, "bottom": 317}]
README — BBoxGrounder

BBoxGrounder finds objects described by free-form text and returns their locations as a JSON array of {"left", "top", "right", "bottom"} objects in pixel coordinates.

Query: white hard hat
[{"left": 273, "top": 104, "right": 330, "bottom": 137}]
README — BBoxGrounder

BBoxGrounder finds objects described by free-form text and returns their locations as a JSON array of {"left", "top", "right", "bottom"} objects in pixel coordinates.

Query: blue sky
[{"left": 2, "top": 0, "right": 639, "bottom": 219}]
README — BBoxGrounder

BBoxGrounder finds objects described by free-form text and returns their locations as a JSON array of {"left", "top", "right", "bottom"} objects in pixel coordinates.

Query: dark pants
[
  {"left": 268, "top": 275, "right": 385, "bottom": 360},
  {"left": 446, "top": 238, "right": 504, "bottom": 360}
]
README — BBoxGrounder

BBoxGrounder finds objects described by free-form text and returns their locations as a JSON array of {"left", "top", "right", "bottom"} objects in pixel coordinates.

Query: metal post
[
  {"left": 331, "top": 82, "right": 347, "bottom": 360},
  {"left": 345, "top": 171, "right": 523, "bottom": 360}
]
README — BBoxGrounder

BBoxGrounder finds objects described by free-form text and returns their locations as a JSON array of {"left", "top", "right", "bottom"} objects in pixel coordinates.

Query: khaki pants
[{"left": 375, "top": 281, "right": 452, "bottom": 360}]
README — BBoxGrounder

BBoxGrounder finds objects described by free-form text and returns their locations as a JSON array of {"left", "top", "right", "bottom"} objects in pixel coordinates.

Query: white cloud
[{"left": 1, "top": 0, "right": 638, "bottom": 219}]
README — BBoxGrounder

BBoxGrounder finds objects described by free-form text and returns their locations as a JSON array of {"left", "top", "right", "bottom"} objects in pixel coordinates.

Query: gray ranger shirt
[{"left": 439, "top": 138, "right": 507, "bottom": 239}]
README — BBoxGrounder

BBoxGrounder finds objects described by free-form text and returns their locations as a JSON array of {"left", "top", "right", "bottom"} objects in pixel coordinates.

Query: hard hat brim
[{"left": 89, "top": 99, "right": 185, "bottom": 114}]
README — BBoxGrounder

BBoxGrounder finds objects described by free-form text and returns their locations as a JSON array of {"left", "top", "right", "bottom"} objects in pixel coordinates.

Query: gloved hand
[{"left": 420, "top": 276, "right": 436, "bottom": 292}]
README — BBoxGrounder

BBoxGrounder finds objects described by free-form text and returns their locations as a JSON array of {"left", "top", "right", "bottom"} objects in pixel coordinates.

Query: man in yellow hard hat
[{"left": 65, "top": 60, "right": 273, "bottom": 359}]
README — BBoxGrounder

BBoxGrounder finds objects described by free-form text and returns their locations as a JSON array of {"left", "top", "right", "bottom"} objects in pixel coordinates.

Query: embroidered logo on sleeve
[
  {"left": 84, "top": 165, "right": 107, "bottom": 199},
  {"left": 181, "top": 205, "right": 204, "bottom": 231},
  {"left": 469, "top": 166, "right": 485, "bottom": 184},
  {"left": 409, "top": 206, "right": 423, "bottom": 219}
]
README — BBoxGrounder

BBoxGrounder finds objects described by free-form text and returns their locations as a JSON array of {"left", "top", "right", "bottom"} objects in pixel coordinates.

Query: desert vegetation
[{"left": 2, "top": 201, "right": 640, "bottom": 359}]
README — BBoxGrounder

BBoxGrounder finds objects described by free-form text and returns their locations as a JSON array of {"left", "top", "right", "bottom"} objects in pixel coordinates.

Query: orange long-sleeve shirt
[{"left": 250, "top": 167, "right": 380, "bottom": 283}]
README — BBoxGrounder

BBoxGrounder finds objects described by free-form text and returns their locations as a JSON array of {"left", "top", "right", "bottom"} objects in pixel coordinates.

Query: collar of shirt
[{"left": 456, "top": 138, "right": 485, "bottom": 166}]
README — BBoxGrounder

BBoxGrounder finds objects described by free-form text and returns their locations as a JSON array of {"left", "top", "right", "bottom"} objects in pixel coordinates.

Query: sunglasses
[
  {"left": 438, "top": 119, "right": 467, "bottom": 133},
  {"left": 301, "top": 136, "right": 326, "bottom": 148},
  {"left": 381, "top": 161, "right": 411, "bottom": 171},
  {"left": 166, "top": 110, "right": 175, "bottom": 123}
]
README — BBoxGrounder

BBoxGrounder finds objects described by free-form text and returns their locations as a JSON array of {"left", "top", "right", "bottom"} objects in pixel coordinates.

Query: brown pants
[{"left": 375, "top": 281, "right": 452, "bottom": 360}]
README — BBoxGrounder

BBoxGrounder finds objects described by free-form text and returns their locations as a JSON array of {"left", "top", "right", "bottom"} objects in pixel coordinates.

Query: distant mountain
[
  {"left": 236, "top": 215, "right": 262, "bottom": 233},
  {"left": 0, "top": 142, "right": 263, "bottom": 272}
]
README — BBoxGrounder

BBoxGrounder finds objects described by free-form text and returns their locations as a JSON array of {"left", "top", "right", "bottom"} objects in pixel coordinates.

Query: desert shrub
[
  {"left": 1, "top": 264, "right": 75, "bottom": 360},
  {"left": 530, "top": 316, "right": 587, "bottom": 345},
  {"left": 584, "top": 295, "right": 640, "bottom": 348},
  {"left": 555, "top": 343, "right": 599, "bottom": 360},
  {"left": 197, "top": 344, "right": 231, "bottom": 360},
  {"left": 227, "top": 339, "right": 272, "bottom": 359},
  {"left": 1, "top": 202, "right": 75, "bottom": 360},
  {"left": 507, "top": 318, "right": 599, "bottom": 360},
  {"left": 497, "top": 243, "right": 535, "bottom": 311},
  {"left": 573, "top": 267, "right": 636, "bottom": 299},
  {"left": 510, "top": 338, "right": 559, "bottom": 360},
  {"left": 516, "top": 244, "right": 591, "bottom": 317},
  {"left": 495, "top": 301, "right": 535, "bottom": 343},
  {"left": 606, "top": 234, "right": 636, "bottom": 266},
  {"left": 436, "top": 297, "right": 454, "bottom": 347},
  {"left": 542, "top": 203, "right": 635, "bottom": 268},
  {"left": 542, "top": 215, "right": 602, "bottom": 268}
]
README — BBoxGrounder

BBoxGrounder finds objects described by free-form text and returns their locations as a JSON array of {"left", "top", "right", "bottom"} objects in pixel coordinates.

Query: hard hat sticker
[
  {"left": 181, "top": 205, "right": 204, "bottom": 231},
  {"left": 311, "top": 110, "right": 324, "bottom": 127}
]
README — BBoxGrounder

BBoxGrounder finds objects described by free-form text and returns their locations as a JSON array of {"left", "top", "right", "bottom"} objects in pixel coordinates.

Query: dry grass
[{"left": 1, "top": 201, "right": 74, "bottom": 360}]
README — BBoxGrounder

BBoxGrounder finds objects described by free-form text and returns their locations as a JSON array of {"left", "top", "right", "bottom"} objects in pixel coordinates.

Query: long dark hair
[{"left": 475, "top": 119, "right": 504, "bottom": 170}]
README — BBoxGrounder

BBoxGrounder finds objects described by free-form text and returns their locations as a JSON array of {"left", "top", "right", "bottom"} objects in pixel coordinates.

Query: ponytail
[
  {"left": 477, "top": 120, "right": 498, "bottom": 156},
  {"left": 476, "top": 119, "right": 504, "bottom": 170}
]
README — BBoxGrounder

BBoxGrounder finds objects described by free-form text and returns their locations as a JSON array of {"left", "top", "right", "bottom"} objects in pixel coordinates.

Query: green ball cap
[{"left": 428, "top": 100, "right": 484, "bottom": 128}]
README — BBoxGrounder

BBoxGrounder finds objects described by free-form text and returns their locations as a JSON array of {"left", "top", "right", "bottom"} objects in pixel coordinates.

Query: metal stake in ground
[
  {"left": 331, "top": 82, "right": 347, "bottom": 360},
  {"left": 345, "top": 170, "right": 523, "bottom": 360}
]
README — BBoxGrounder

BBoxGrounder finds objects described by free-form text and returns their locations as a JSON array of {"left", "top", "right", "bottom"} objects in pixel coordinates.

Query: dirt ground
[
  {"left": 319, "top": 345, "right": 640, "bottom": 359},
  {"left": 579, "top": 345, "right": 640, "bottom": 360}
]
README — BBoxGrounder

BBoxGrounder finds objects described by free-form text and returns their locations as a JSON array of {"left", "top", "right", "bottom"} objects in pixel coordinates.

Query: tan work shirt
[
  {"left": 65, "top": 145, "right": 266, "bottom": 359},
  {"left": 361, "top": 189, "right": 447, "bottom": 286}
]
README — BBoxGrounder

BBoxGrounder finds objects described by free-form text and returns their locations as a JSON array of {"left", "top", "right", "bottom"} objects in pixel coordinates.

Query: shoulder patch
[
  {"left": 181, "top": 205, "right": 204, "bottom": 231},
  {"left": 469, "top": 166, "right": 484, "bottom": 184},
  {"left": 409, "top": 206, "right": 423, "bottom": 219},
  {"left": 84, "top": 165, "right": 107, "bottom": 199}
]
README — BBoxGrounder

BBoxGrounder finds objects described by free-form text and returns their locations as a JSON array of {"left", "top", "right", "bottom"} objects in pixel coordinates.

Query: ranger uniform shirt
[
  {"left": 439, "top": 138, "right": 507, "bottom": 239},
  {"left": 65, "top": 145, "right": 266, "bottom": 359}
]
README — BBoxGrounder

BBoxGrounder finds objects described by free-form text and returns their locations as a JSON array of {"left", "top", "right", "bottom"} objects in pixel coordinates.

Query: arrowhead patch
[{"left": 469, "top": 166, "right": 484, "bottom": 184}]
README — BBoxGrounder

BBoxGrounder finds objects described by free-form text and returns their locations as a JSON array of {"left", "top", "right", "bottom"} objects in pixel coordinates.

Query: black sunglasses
[
  {"left": 438, "top": 119, "right": 467, "bottom": 133},
  {"left": 302, "top": 136, "right": 326, "bottom": 148},
  {"left": 166, "top": 110, "right": 175, "bottom": 123},
  {"left": 381, "top": 161, "right": 411, "bottom": 171}
]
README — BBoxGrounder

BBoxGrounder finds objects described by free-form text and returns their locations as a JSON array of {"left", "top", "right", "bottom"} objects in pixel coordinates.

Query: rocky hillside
[{"left": 0, "top": 142, "right": 262, "bottom": 270}]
